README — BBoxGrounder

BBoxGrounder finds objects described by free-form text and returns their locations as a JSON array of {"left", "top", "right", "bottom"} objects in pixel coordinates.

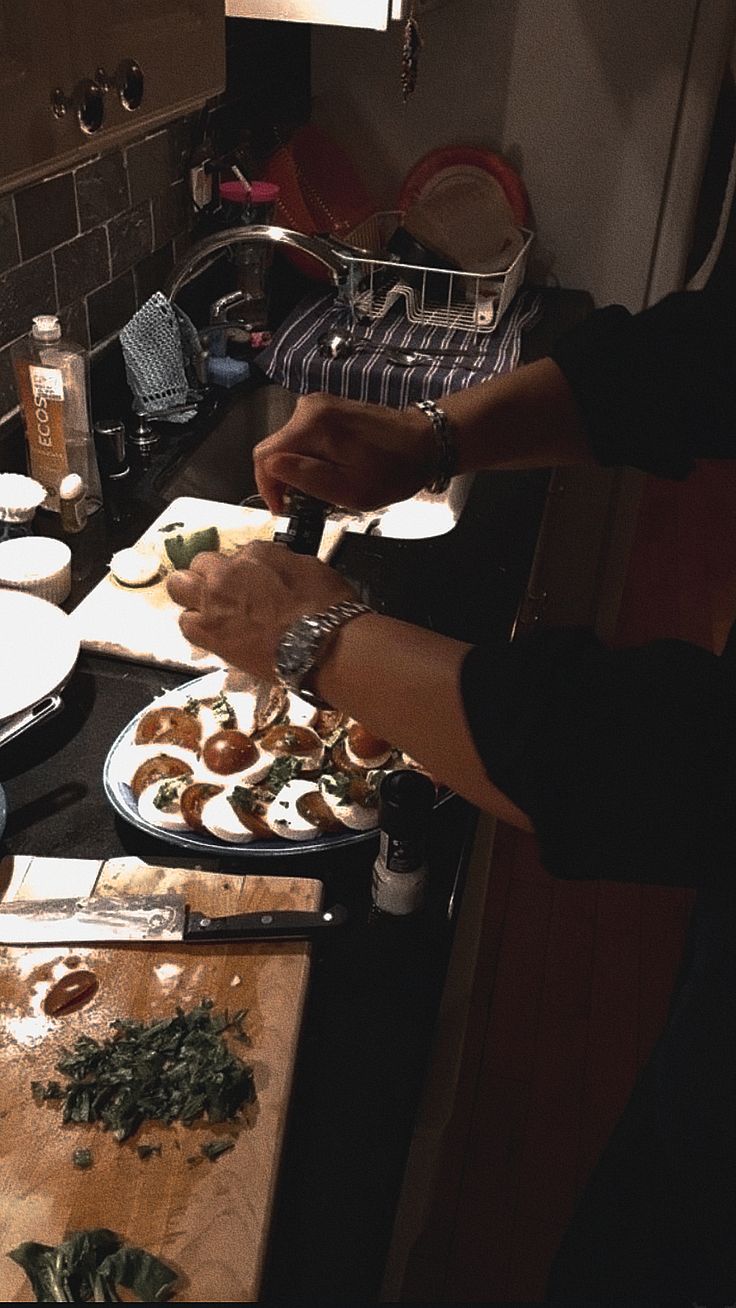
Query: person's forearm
[
  {"left": 428, "top": 357, "right": 595, "bottom": 474},
  {"left": 313, "top": 613, "right": 533, "bottom": 830}
]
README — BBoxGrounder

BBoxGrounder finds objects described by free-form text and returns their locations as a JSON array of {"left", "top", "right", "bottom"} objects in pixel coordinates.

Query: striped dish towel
[{"left": 255, "top": 289, "right": 542, "bottom": 406}]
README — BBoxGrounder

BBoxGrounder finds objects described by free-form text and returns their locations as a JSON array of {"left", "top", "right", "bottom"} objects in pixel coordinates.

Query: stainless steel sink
[{"left": 159, "top": 382, "right": 472, "bottom": 540}]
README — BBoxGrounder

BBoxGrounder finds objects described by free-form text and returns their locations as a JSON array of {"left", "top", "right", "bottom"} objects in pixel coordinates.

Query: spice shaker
[
  {"left": 371, "top": 769, "right": 436, "bottom": 917},
  {"left": 273, "top": 489, "right": 330, "bottom": 556},
  {"left": 59, "top": 472, "right": 87, "bottom": 534}
]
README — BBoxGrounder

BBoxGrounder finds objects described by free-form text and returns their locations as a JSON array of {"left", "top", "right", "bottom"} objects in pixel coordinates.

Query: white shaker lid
[
  {"left": 32, "top": 315, "right": 62, "bottom": 341},
  {"left": 59, "top": 473, "right": 84, "bottom": 500}
]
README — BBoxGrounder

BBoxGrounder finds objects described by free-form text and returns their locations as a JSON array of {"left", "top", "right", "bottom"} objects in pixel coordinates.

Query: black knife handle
[{"left": 184, "top": 904, "right": 348, "bottom": 942}]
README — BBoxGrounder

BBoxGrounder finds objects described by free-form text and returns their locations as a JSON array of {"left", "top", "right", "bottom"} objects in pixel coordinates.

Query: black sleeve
[
  {"left": 549, "top": 275, "right": 736, "bottom": 479},
  {"left": 461, "top": 630, "right": 736, "bottom": 887}
]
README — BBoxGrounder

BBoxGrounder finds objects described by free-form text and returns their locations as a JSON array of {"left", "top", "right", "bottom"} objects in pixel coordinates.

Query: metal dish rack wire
[{"left": 338, "top": 211, "right": 534, "bottom": 334}]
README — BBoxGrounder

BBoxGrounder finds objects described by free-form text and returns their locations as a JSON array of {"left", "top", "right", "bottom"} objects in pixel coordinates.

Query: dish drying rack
[{"left": 337, "top": 211, "right": 534, "bottom": 334}]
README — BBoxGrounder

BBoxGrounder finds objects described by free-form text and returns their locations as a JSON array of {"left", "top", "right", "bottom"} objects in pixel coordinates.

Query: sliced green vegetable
[
  {"left": 164, "top": 527, "right": 220, "bottom": 571},
  {"left": 31, "top": 999, "right": 255, "bottom": 1144},
  {"left": 7, "top": 1229, "right": 176, "bottom": 1303}
]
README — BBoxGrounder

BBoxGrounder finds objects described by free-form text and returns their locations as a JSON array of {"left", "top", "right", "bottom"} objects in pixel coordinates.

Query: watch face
[
  {"left": 278, "top": 643, "right": 307, "bottom": 677},
  {"left": 275, "top": 621, "right": 319, "bottom": 687}
]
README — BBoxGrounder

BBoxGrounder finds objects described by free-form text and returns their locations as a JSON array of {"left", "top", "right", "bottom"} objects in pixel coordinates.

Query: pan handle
[{"left": 0, "top": 694, "right": 63, "bottom": 751}]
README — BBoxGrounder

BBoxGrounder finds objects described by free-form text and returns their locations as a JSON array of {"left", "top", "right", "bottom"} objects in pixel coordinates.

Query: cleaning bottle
[{"left": 11, "top": 315, "right": 102, "bottom": 516}]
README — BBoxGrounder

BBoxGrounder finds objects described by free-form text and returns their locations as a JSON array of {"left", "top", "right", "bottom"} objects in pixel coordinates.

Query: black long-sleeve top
[{"left": 461, "top": 276, "right": 736, "bottom": 887}]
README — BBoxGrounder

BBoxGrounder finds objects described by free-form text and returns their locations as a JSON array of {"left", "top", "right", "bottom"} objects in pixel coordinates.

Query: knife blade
[{"left": 0, "top": 894, "right": 348, "bottom": 946}]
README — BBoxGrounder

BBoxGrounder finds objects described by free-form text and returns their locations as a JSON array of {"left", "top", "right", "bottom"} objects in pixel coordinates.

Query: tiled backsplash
[{"left": 0, "top": 116, "right": 196, "bottom": 425}]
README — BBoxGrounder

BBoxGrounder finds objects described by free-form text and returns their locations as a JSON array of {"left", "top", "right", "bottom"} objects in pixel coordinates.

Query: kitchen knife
[{"left": 0, "top": 894, "right": 348, "bottom": 946}]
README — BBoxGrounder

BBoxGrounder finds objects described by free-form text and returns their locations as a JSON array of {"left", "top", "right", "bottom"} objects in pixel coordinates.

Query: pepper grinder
[
  {"left": 371, "top": 769, "right": 436, "bottom": 917},
  {"left": 94, "top": 419, "right": 132, "bottom": 523},
  {"left": 273, "top": 489, "right": 330, "bottom": 556}
]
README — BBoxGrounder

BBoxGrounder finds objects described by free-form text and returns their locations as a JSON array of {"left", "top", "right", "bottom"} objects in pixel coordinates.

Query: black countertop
[{"left": 0, "top": 287, "right": 591, "bottom": 1301}]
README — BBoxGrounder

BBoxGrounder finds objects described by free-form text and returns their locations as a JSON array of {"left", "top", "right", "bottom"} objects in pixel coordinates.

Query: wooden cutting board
[
  {"left": 0, "top": 858, "right": 323, "bottom": 1303},
  {"left": 68, "top": 496, "right": 354, "bottom": 672}
]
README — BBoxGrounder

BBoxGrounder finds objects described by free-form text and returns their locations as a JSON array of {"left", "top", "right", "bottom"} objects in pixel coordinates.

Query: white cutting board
[{"left": 69, "top": 496, "right": 351, "bottom": 672}]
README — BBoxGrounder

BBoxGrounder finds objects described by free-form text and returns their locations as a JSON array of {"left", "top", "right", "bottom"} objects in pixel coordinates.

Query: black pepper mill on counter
[
  {"left": 94, "top": 420, "right": 131, "bottom": 525},
  {"left": 372, "top": 769, "right": 436, "bottom": 917},
  {"left": 273, "top": 489, "right": 330, "bottom": 556}
]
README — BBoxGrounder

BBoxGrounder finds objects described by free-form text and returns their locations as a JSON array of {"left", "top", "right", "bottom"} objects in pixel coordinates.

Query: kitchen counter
[{"left": 0, "top": 286, "right": 592, "bottom": 1301}]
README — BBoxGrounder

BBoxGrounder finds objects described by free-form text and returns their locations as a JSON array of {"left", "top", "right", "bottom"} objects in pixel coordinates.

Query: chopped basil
[
  {"left": 320, "top": 771, "right": 352, "bottom": 803},
  {"left": 229, "top": 785, "right": 258, "bottom": 814},
  {"left": 136, "top": 1143, "right": 162, "bottom": 1160},
  {"left": 30, "top": 999, "right": 255, "bottom": 1144},
  {"left": 182, "top": 697, "right": 201, "bottom": 717},
  {"left": 201, "top": 1137, "right": 236, "bottom": 1161},
  {"left": 158, "top": 521, "right": 185, "bottom": 532},
  {"left": 265, "top": 755, "right": 301, "bottom": 793},
  {"left": 211, "top": 693, "right": 236, "bottom": 729},
  {"left": 152, "top": 778, "right": 185, "bottom": 810},
  {"left": 31, "top": 1080, "right": 63, "bottom": 1104}
]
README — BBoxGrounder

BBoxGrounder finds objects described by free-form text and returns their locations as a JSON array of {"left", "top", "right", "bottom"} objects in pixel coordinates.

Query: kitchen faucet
[
  {"left": 161, "top": 224, "right": 352, "bottom": 400},
  {"left": 164, "top": 224, "right": 350, "bottom": 304}
]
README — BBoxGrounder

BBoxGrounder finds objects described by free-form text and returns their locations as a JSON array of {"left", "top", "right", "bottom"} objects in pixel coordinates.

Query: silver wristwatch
[{"left": 274, "top": 600, "right": 373, "bottom": 705}]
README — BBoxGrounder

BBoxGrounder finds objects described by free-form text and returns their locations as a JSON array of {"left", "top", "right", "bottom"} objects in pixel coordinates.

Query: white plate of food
[
  {"left": 0, "top": 590, "right": 80, "bottom": 723},
  {"left": 103, "top": 668, "right": 445, "bottom": 856}
]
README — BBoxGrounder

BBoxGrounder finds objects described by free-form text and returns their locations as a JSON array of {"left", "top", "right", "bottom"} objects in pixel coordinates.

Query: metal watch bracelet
[
  {"left": 275, "top": 600, "right": 373, "bottom": 707},
  {"left": 412, "top": 398, "right": 457, "bottom": 494}
]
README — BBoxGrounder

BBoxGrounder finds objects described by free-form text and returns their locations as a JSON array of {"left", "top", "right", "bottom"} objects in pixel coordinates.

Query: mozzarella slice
[
  {"left": 199, "top": 790, "right": 259, "bottom": 843},
  {"left": 121, "top": 741, "right": 198, "bottom": 781},
  {"left": 266, "top": 779, "right": 322, "bottom": 841},
  {"left": 228, "top": 691, "right": 259, "bottom": 735},
  {"left": 137, "top": 776, "right": 190, "bottom": 831},
  {"left": 286, "top": 692, "right": 318, "bottom": 728}
]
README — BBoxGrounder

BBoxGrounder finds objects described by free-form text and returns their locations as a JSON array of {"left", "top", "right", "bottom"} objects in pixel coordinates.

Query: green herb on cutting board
[
  {"left": 7, "top": 1228, "right": 177, "bottom": 1303},
  {"left": 136, "top": 1143, "right": 162, "bottom": 1160},
  {"left": 201, "top": 1137, "right": 236, "bottom": 1161},
  {"left": 30, "top": 999, "right": 255, "bottom": 1143},
  {"left": 164, "top": 526, "right": 220, "bottom": 571}
]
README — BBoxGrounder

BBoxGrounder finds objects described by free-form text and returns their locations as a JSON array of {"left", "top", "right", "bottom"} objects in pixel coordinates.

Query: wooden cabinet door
[
  {"left": 0, "top": 1, "right": 224, "bottom": 194},
  {"left": 65, "top": 0, "right": 224, "bottom": 132},
  {"left": 0, "top": 1, "right": 76, "bottom": 186}
]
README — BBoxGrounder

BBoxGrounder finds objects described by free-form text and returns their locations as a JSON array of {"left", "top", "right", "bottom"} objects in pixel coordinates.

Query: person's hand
[
  {"left": 253, "top": 392, "right": 433, "bottom": 513},
  {"left": 166, "top": 541, "right": 357, "bottom": 679}
]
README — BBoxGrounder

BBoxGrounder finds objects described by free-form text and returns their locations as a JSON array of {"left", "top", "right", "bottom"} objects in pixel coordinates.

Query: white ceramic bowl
[{"left": 0, "top": 536, "right": 72, "bottom": 605}]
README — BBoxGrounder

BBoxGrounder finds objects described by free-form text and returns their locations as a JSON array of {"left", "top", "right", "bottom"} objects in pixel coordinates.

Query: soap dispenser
[{"left": 11, "top": 315, "right": 102, "bottom": 516}]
